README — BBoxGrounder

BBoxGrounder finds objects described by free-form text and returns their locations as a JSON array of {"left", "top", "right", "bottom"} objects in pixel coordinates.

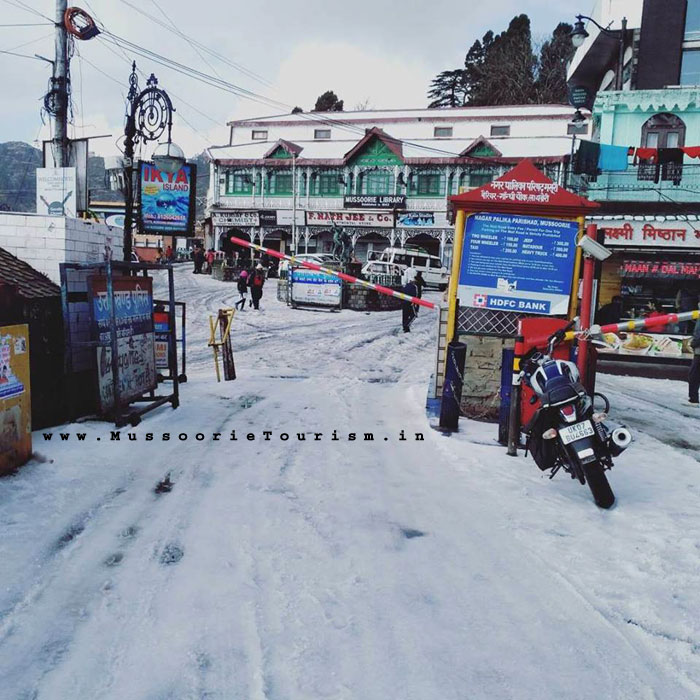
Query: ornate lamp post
[
  {"left": 122, "top": 62, "right": 185, "bottom": 261},
  {"left": 570, "top": 14, "right": 628, "bottom": 91}
]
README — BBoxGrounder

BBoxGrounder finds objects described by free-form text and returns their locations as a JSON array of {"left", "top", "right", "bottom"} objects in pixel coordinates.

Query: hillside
[{"left": 0, "top": 142, "right": 209, "bottom": 219}]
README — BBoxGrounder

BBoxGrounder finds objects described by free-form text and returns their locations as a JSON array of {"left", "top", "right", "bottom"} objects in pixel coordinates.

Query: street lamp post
[
  {"left": 121, "top": 62, "right": 185, "bottom": 262},
  {"left": 571, "top": 14, "right": 628, "bottom": 91}
]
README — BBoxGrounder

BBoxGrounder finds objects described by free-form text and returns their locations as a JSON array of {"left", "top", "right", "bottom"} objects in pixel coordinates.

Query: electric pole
[{"left": 54, "top": 0, "right": 69, "bottom": 167}]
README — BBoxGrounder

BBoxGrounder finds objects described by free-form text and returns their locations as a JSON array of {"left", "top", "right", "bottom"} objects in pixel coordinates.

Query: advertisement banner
[
  {"left": 212, "top": 211, "right": 260, "bottom": 227},
  {"left": 306, "top": 211, "right": 393, "bottom": 228},
  {"left": 596, "top": 331, "right": 694, "bottom": 359},
  {"left": 153, "top": 309, "right": 170, "bottom": 370},
  {"left": 620, "top": 259, "right": 700, "bottom": 280},
  {"left": 96, "top": 334, "right": 157, "bottom": 411},
  {"left": 258, "top": 210, "right": 278, "bottom": 226},
  {"left": 138, "top": 161, "right": 196, "bottom": 235},
  {"left": 0, "top": 325, "right": 31, "bottom": 475},
  {"left": 396, "top": 212, "right": 435, "bottom": 228},
  {"left": 88, "top": 276, "right": 156, "bottom": 409},
  {"left": 344, "top": 195, "right": 406, "bottom": 209},
  {"left": 290, "top": 268, "right": 342, "bottom": 307},
  {"left": 458, "top": 213, "right": 579, "bottom": 316},
  {"left": 595, "top": 220, "right": 700, "bottom": 249},
  {"left": 36, "top": 167, "right": 77, "bottom": 217}
]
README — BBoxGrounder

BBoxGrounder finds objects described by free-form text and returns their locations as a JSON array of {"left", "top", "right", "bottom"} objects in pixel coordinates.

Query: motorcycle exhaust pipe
[{"left": 609, "top": 426, "right": 632, "bottom": 456}]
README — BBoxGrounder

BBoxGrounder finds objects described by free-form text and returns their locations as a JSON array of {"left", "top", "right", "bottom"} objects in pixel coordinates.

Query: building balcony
[
  {"left": 211, "top": 194, "right": 449, "bottom": 212},
  {"left": 585, "top": 169, "right": 700, "bottom": 204}
]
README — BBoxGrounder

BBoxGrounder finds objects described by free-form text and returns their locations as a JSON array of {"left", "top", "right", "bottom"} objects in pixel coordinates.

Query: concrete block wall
[{"left": 0, "top": 214, "right": 123, "bottom": 284}]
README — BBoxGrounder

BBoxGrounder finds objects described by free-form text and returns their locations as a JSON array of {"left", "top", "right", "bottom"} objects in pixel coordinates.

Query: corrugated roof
[{"left": 0, "top": 247, "right": 61, "bottom": 299}]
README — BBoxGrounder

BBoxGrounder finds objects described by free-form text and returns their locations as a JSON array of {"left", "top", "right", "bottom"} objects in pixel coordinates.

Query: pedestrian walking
[
  {"left": 688, "top": 306, "right": 700, "bottom": 407},
  {"left": 235, "top": 270, "right": 248, "bottom": 310},
  {"left": 248, "top": 264, "right": 266, "bottom": 310},
  {"left": 413, "top": 271, "right": 425, "bottom": 315},
  {"left": 205, "top": 248, "right": 215, "bottom": 274},
  {"left": 193, "top": 246, "right": 204, "bottom": 274},
  {"left": 165, "top": 244, "right": 173, "bottom": 262},
  {"left": 401, "top": 270, "right": 418, "bottom": 333}
]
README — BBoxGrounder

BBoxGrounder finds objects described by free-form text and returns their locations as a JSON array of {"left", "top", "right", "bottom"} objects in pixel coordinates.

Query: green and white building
[{"left": 205, "top": 105, "right": 586, "bottom": 266}]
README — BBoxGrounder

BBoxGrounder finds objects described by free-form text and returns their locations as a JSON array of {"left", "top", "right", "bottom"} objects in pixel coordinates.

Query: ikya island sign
[
  {"left": 306, "top": 211, "right": 393, "bottom": 227},
  {"left": 595, "top": 219, "right": 700, "bottom": 248},
  {"left": 138, "top": 161, "right": 196, "bottom": 235},
  {"left": 88, "top": 276, "right": 156, "bottom": 412},
  {"left": 458, "top": 213, "right": 579, "bottom": 315}
]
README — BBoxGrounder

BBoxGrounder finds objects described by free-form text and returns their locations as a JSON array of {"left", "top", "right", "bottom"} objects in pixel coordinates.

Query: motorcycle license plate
[{"left": 559, "top": 420, "right": 595, "bottom": 445}]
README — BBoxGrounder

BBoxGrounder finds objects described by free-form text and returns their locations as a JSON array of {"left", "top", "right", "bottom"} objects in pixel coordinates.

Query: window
[
  {"left": 434, "top": 126, "right": 453, "bottom": 138},
  {"left": 641, "top": 113, "right": 686, "bottom": 148},
  {"left": 429, "top": 258, "right": 442, "bottom": 269},
  {"left": 685, "top": 0, "right": 700, "bottom": 39},
  {"left": 490, "top": 125, "right": 510, "bottom": 137},
  {"left": 251, "top": 130, "right": 268, "bottom": 140},
  {"left": 415, "top": 173, "right": 442, "bottom": 196},
  {"left": 681, "top": 50, "right": 700, "bottom": 86},
  {"left": 226, "top": 171, "right": 253, "bottom": 195},
  {"left": 361, "top": 170, "right": 393, "bottom": 195},
  {"left": 268, "top": 171, "right": 293, "bottom": 195},
  {"left": 314, "top": 129, "right": 331, "bottom": 140},
  {"left": 468, "top": 169, "right": 494, "bottom": 188},
  {"left": 311, "top": 171, "right": 341, "bottom": 196},
  {"left": 567, "top": 122, "right": 589, "bottom": 135}
]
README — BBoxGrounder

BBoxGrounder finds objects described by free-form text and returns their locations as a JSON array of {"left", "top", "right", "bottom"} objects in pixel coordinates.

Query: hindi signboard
[
  {"left": 458, "top": 213, "right": 579, "bottom": 316},
  {"left": 138, "top": 161, "right": 196, "bottom": 235},
  {"left": 595, "top": 219, "right": 700, "bottom": 249},
  {"left": 0, "top": 325, "right": 31, "bottom": 475},
  {"left": 290, "top": 268, "right": 342, "bottom": 307},
  {"left": 88, "top": 276, "right": 157, "bottom": 411},
  {"left": 306, "top": 211, "right": 393, "bottom": 228},
  {"left": 344, "top": 195, "right": 406, "bottom": 209}
]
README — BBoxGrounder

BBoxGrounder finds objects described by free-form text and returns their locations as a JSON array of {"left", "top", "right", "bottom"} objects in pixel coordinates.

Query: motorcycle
[{"left": 520, "top": 318, "right": 632, "bottom": 509}]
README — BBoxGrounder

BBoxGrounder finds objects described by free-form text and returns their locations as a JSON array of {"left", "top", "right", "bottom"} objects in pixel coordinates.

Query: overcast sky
[{"left": 1, "top": 0, "right": 588, "bottom": 157}]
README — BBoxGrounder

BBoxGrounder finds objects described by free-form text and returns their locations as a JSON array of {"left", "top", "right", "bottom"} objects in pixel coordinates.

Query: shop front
[{"left": 592, "top": 217, "right": 700, "bottom": 376}]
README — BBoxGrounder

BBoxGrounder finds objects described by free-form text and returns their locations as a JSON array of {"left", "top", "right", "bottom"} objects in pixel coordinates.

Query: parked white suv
[{"left": 372, "top": 246, "right": 449, "bottom": 289}]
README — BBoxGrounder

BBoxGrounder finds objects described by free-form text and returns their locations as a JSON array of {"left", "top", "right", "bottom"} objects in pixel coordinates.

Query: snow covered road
[{"left": 1, "top": 266, "right": 699, "bottom": 699}]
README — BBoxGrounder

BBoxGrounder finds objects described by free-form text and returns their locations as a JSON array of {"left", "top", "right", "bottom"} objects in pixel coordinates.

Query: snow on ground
[{"left": 1, "top": 265, "right": 699, "bottom": 699}]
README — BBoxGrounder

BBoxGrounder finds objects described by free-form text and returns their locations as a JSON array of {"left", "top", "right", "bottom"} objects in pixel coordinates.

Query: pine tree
[
  {"left": 313, "top": 91, "right": 344, "bottom": 112},
  {"left": 427, "top": 69, "right": 468, "bottom": 108},
  {"left": 535, "top": 23, "right": 575, "bottom": 103},
  {"left": 473, "top": 15, "right": 537, "bottom": 106}
]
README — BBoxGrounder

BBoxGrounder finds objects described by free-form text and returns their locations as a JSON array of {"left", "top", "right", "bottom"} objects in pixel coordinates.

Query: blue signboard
[
  {"left": 138, "top": 161, "right": 196, "bottom": 235},
  {"left": 458, "top": 212, "right": 579, "bottom": 316}
]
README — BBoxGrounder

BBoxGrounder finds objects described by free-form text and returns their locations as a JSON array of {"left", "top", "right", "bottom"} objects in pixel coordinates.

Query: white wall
[{"left": 0, "top": 213, "right": 124, "bottom": 284}]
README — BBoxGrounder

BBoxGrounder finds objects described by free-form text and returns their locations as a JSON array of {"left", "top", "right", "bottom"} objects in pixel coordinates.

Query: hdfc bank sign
[{"left": 306, "top": 211, "right": 393, "bottom": 228}]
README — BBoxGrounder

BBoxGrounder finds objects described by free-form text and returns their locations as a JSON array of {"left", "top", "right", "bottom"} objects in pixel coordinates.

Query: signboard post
[
  {"left": 88, "top": 275, "right": 157, "bottom": 413},
  {"left": 0, "top": 325, "right": 31, "bottom": 475},
  {"left": 458, "top": 213, "right": 579, "bottom": 316},
  {"left": 290, "top": 267, "right": 343, "bottom": 309},
  {"left": 36, "top": 167, "right": 77, "bottom": 217},
  {"left": 138, "top": 161, "right": 196, "bottom": 236}
]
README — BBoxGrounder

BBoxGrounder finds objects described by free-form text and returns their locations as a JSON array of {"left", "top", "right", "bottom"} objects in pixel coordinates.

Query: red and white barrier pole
[{"left": 229, "top": 235, "right": 437, "bottom": 310}]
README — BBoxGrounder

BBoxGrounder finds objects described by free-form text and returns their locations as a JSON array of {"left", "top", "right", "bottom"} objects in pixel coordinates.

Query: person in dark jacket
[
  {"left": 688, "top": 309, "right": 700, "bottom": 406},
  {"left": 248, "top": 264, "right": 265, "bottom": 309},
  {"left": 193, "top": 246, "right": 205, "bottom": 274},
  {"left": 595, "top": 295, "right": 623, "bottom": 326},
  {"left": 235, "top": 270, "right": 248, "bottom": 310},
  {"left": 401, "top": 272, "right": 418, "bottom": 332},
  {"left": 677, "top": 287, "right": 699, "bottom": 333},
  {"left": 413, "top": 271, "right": 426, "bottom": 316}
]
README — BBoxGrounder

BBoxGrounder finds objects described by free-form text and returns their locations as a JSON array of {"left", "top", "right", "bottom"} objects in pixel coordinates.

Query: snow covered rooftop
[
  {"left": 229, "top": 104, "right": 580, "bottom": 126},
  {"left": 208, "top": 136, "right": 574, "bottom": 163}
]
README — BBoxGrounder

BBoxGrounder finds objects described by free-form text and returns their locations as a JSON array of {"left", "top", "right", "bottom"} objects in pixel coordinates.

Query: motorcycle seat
[{"left": 542, "top": 375, "right": 579, "bottom": 406}]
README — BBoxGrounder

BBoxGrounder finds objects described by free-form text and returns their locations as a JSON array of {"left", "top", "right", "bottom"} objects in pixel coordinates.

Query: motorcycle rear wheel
[{"left": 582, "top": 460, "right": 615, "bottom": 509}]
